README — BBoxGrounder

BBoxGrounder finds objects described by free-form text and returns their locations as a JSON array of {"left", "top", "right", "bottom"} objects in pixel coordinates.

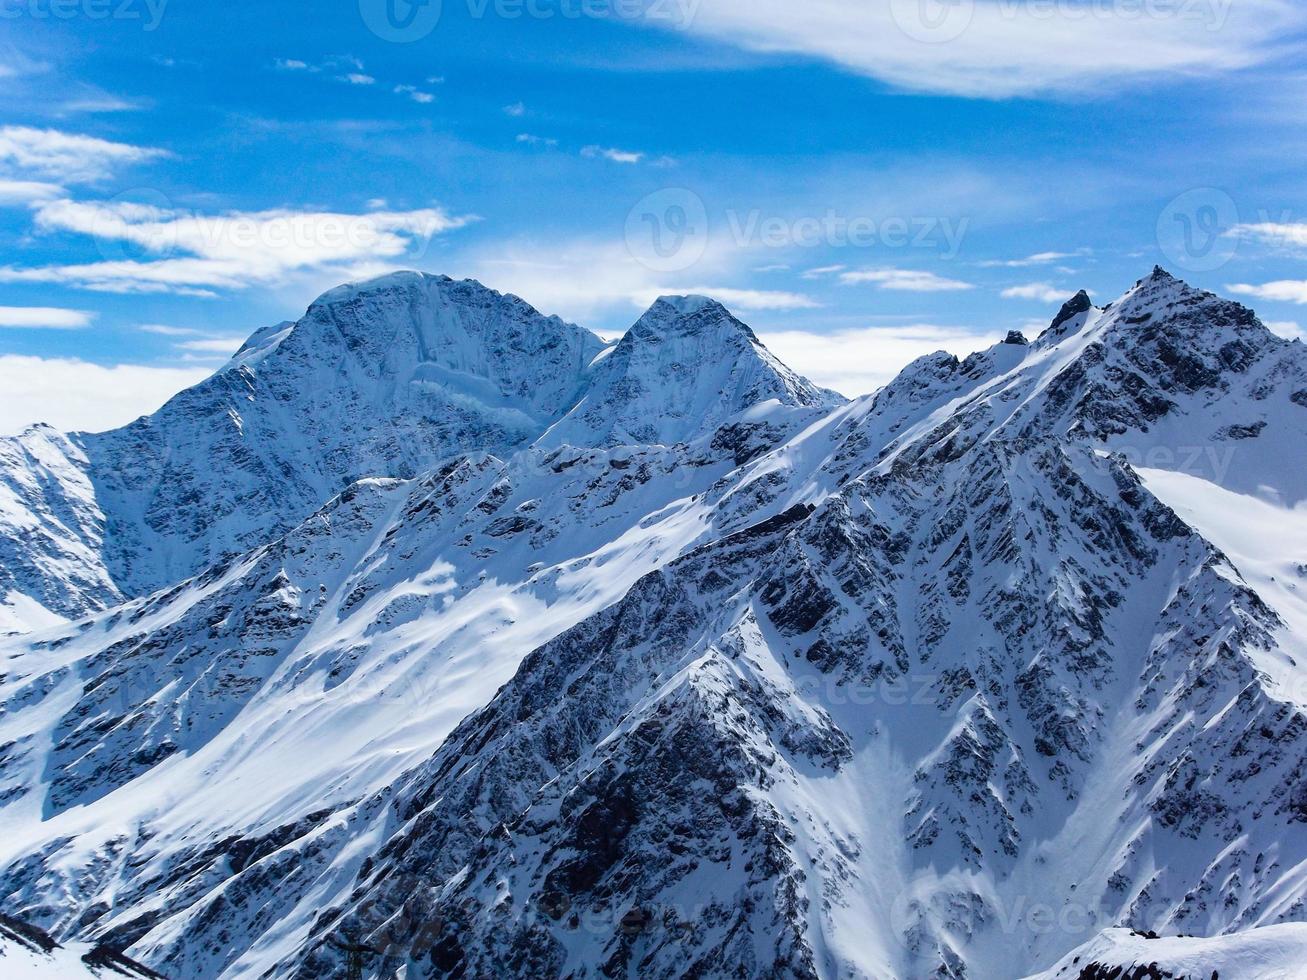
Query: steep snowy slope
[
  {"left": 0, "top": 270, "right": 1304, "bottom": 980},
  {"left": 1022, "top": 924, "right": 1307, "bottom": 979}
]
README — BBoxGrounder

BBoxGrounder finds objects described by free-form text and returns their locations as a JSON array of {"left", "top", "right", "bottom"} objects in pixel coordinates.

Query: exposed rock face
[{"left": 0, "top": 269, "right": 1305, "bottom": 980}]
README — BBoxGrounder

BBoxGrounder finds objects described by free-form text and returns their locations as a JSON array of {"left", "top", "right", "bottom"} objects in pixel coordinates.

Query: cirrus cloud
[
  {"left": 0, "top": 199, "right": 475, "bottom": 295},
  {"left": 642, "top": 0, "right": 1303, "bottom": 99},
  {"left": 839, "top": 267, "right": 974, "bottom": 291},
  {"left": 0, "top": 126, "right": 166, "bottom": 183}
]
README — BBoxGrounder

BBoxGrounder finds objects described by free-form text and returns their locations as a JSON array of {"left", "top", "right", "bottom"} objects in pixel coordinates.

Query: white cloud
[
  {"left": 840, "top": 268, "right": 974, "bottom": 291},
  {"left": 276, "top": 58, "right": 313, "bottom": 71},
  {"left": 645, "top": 0, "right": 1302, "bottom": 98},
  {"left": 395, "top": 85, "right": 436, "bottom": 103},
  {"left": 0, "top": 306, "right": 95, "bottom": 329},
  {"left": 582, "top": 145, "right": 644, "bottom": 164},
  {"left": 0, "top": 126, "right": 165, "bottom": 183},
  {"left": 759, "top": 324, "right": 996, "bottom": 396},
  {"left": 1228, "top": 280, "right": 1307, "bottom": 304},
  {"left": 459, "top": 237, "right": 794, "bottom": 324},
  {"left": 802, "top": 264, "right": 847, "bottom": 279},
  {"left": 1234, "top": 221, "right": 1307, "bottom": 249},
  {"left": 503, "top": 102, "right": 526, "bottom": 117},
  {"left": 0, "top": 179, "right": 65, "bottom": 206},
  {"left": 981, "top": 250, "right": 1082, "bottom": 268},
  {"left": 341, "top": 73, "right": 376, "bottom": 85},
  {"left": 1001, "top": 282, "right": 1069, "bottom": 303},
  {"left": 1, "top": 200, "right": 474, "bottom": 295},
  {"left": 516, "top": 133, "right": 559, "bottom": 147},
  {"left": 1266, "top": 320, "right": 1304, "bottom": 340},
  {"left": 0, "top": 355, "right": 210, "bottom": 436},
  {"left": 175, "top": 337, "right": 246, "bottom": 354},
  {"left": 138, "top": 323, "right": 200, "bottom": 336}
]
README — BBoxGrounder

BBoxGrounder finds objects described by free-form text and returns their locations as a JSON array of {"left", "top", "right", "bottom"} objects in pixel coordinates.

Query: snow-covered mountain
[
  {"left": 0, "top": 275, "right": 837, "bottom": 635},
  {"left": 1, "top": 268, "right": 1305, "bottom": 979}
]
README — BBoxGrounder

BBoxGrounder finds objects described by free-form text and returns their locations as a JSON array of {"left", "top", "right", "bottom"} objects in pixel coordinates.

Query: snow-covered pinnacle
[{"left": 538, "top": 295, "right": 844, "bottom": 448}]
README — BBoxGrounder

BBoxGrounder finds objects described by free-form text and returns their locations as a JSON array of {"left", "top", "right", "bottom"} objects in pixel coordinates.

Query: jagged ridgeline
[{"left": 1, "top": 269, "right": 1305, "bottom": 978}]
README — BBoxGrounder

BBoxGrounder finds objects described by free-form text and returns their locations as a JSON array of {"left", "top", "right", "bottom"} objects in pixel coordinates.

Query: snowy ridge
[
  {"left": 1020, "top": 924, "right": 1307, "bottom": 979},
  {"left": 0, "top": 269, "right": 1305, "bottom": 979}
]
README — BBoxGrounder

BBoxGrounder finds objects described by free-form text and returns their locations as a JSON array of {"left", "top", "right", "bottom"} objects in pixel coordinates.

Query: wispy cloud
[
  {"left": 460, "top": 237, "right": 808, "bottom": 323},
  {"left": 1233, "top": 221, "right": 1307, "bottom": 250},
  {"left": 0, "top": 179, "right": 65, "bottom": 206},
  {"left": 516, "top": 133, "right": 559, "bottom": 147},
  {"left": 0, "top": 126, "right": 166, "bottom": 183},
  {"left": 341, "top": 73, "right": 376, "bottom": 85},
  {"left": 0, "top": 306, "right": 95, "bottom": 329},
  {"left": 1266, "top": 320, "right": 1304, "bottom": 340},
  {"left": 138, "top": 323, "right": 201, "bottom": 336},
  {"left": 981, "top": 250, "right": 1086, "bottom": 268},
  {"left": 582, "top": 145, "right": 644, "bottom": 164},
  {"left": 839, "top": 267, "right": 974, "bottom": 292},
  {"left": 503, "top": 102, "right": 526, "bottom": 117},
  {"left": 1000, "top": 282, "right": 1069, "bottom": 303},
  {"left": 395, "top": 84, "right": 436, "bottom": 104},
  {"left": 801, "top": 264, "right": 847, "bottom": 279},
  {"left": 644, "top": 0, "right": 1304, "bottom": 98},
  {"left": 0, "top": 199, "right": 474, "bottom": 295},
  {"left": 1228, "top": 280, "right": 1307, "bottom": 304},
  {"left": 175, "top": 336, "right": 247, "bottom": 354}
]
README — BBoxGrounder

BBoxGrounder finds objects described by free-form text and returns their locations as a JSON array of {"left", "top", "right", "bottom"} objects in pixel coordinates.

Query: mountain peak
[
  {"left": 538, "top": 297, "right": 841, "bottom": 448},
  {"left": 628, "top": 294, "right": 756, "bottom": 344},
  {"left": 1042, "top": 289, "right": 1097, "bottom": 339},
  {"left": 650, "top": 294, "right": 726, "bottom": 317}
]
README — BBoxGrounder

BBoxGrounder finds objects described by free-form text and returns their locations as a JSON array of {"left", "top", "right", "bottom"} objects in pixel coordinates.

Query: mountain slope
[{"left": 0, "top": 270, "right": 1304, "bottom": 980}]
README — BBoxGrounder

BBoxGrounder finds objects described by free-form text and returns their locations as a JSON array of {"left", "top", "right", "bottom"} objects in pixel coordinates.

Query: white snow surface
[{"left": 1021, "top": 923, "right": 1307, "bottom": 979}]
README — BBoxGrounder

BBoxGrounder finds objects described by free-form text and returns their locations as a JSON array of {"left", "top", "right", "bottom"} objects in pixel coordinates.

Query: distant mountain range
[{"left": 1, "top": 267, "right": 1305, "bottom": 979}]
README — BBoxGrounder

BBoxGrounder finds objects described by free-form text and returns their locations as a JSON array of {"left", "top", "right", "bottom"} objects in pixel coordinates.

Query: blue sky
[{"left": 2, "top": 0, "right": 1306, "bottom": 432}]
